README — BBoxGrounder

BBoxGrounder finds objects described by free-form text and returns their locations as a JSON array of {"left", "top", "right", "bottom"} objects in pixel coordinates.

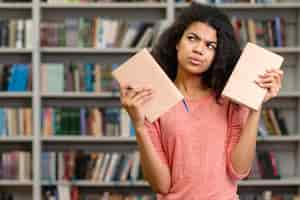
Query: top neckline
[{"left": 184, "top": 91, "right": 215, "bottom": 103}]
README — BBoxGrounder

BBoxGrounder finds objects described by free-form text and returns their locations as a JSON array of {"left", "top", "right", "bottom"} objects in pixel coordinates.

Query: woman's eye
[
  {"left": 207, "top": 43, "right": 216, "bottom": 50},
  {"left": 187, "top": 36, "right": 195, "bottom": 41}
]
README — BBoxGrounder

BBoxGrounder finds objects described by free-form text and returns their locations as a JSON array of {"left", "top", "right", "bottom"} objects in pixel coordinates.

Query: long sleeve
[
  {"left": 144, "top": 119, "right": 169, "bottom": 166},
  {"left": 226, "top": 103, "right": 250, "bottom": 181}
]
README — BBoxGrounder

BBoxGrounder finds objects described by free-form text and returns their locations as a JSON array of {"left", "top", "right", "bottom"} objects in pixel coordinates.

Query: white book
[
  {"left": 136, "top": 27, "right": 154, "bottom": 48},
  {"left": 99, "top": 153, "right": 110, "bottom": 181},
  {"left": 19, "top": 109, "right": 24, "bottom": 136},
  {"left": 120, "top": 25, "right": 138, "bottom": 48},
  {"left": 91, "top": 153, "right": 104, "bottom": 181},
  {"left": 58, "top": 185, "right": 71, "bottom": 200},
  {"left": 130, "top": 152, "right": 140, "bottom": 181},
  {"left": 18, "top": 152, "right": 26, "bottom": 180},
  {"left": 104, "top": 153, "right": 120, "bottom": 182},
  {"left": 120, "top": 108, "right": 130, "bottom": 137},
  {"left": 16, "top": 20, "right": 24, "bottom": 48},
  {"left": 25, "top": 19, "right": 32, "bottom": 49}
]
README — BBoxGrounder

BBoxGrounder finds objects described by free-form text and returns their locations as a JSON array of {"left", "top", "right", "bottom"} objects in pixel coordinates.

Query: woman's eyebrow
[{"left": 187, "top": 32, "right": 217, "bottom": 45}]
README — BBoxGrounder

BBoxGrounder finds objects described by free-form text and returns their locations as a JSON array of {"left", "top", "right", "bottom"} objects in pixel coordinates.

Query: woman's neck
[{"left": 174, "top": 72, "right": 211, "bottom": 99}]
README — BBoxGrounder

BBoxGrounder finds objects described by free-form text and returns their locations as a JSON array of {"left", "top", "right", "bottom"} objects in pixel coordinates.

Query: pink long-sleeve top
[{"left": 144, "top": 92, "right": 250, "bottom": 200}]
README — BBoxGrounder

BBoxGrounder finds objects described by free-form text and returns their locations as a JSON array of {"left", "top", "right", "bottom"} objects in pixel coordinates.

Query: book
[
  {"left": 221, "top": 42, "right": 284, "bottom": 110},
  {"left": 112, "top": 48, "right": 184, "bottom": 122}
]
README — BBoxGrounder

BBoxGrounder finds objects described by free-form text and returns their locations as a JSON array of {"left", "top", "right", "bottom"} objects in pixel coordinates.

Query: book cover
[
  {"left": 221, "top": 42, "right": 284, "bottom": 110},
  {"left": 112, "top": 48, "right": 184, "bottom": 122}
]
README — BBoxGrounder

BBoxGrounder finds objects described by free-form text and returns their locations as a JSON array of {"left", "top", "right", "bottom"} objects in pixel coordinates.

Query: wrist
[
  {"left": 133, "top": 122, "right": 146, "bottom": 132},
  {"left": 250, "top": 107, "right": 262, "bottom": 115}
]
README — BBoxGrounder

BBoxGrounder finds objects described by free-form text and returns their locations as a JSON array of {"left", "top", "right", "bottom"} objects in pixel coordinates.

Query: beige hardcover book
[
  {"left": 112, "top": 48, "right": 184, "bottom": 122},
  {"left": 222, "top": 42, "right": 284, "bottom": 111}
]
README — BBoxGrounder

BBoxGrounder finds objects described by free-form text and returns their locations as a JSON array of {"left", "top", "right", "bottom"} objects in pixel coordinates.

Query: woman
[{"left": 119, "top": 2, "right": 283, "bottom": 200}]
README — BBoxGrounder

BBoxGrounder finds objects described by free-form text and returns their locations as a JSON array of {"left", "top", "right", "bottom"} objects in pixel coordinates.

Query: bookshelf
[{"left": 0, "top": 0, "right": 299, "bottom": 199}]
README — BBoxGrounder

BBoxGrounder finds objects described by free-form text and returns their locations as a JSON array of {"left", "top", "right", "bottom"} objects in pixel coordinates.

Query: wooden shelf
[
  {"left": 42, "top": 180, "right": 148, "bottom": 187},
  {"left": 0, "top": 137, "right": 33, "bottom": 143},
  {"left": 41, "top": 47, "right": 142, "bottom": 54},
  {"left": 0, "top": 48, "right": 32, "bottom": 53},
  {"left": 0, "top": 180, "right": 32, "bottom": 187},
  {"left": 41, "top": 136, "right": 135, "bottom": 143},
  {"left": 0, "top": 3, "right": 32, "bottom": 9},
  {"left": 41, "top": 92, "right": 119, "bottom": 98},
  {"left": 0, "top": 92, "right": 32, "bottom": 98},
  {"left": 238, "top": 178, "right": 300, "bottom": 186},
  {"left": 175, "top": 2, "right": 300, "bottom": 9},
  {"left": 41, "top": 2, "right": 167, "bottom": 9},
  {"left": 257, "top": 136, "right": 300, "bottom": 142},
  {"left": 41, "top": 178, "right": 300, "bottom": 187}
]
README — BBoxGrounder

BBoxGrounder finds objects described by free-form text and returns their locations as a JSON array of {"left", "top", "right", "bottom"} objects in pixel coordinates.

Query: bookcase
[{"left": 0, "top": 0, "right": 300, "bottom": 199}]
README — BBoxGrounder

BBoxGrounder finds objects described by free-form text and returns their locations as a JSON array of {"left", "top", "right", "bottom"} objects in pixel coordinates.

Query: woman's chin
[{"left": 186, "top": 65, "right": 208, "bottom": 75}]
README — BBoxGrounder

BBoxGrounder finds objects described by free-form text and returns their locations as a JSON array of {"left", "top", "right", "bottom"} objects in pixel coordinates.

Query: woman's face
[{"left": 176, "top": 21, "right": 217, "bottom": 75}]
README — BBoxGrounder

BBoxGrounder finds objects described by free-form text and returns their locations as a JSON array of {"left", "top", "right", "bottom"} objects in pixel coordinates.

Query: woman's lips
[{"left": 188, "top": 57, "right": 203, "bottom": 65}]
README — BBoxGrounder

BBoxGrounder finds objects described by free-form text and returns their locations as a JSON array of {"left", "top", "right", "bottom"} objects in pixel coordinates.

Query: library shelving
[{"left": 0, "top": 0, "right": 300, "bottom": 199}]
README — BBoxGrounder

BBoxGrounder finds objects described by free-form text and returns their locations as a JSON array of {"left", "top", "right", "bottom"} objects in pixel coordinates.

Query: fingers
[
  {"left": 124, "top": 90, "right": 154, "bottom": 109},
  {"left": 133, "top": 89, "right": 154, "bottom": 106},
  {"left": 255, "top": 68, "right": 284, "bottom": 102},
  {"left": 119, "top": 83, "right": 154, "bottom": 107},
  {"left": 255, "top": 68, "right": 283, "bottom": 90},
  {"left": 119, "top": 83, "right": 130, "bottom": 97},
  {"left": 120, "top": 84, "right": 140, "bottom": 98}
]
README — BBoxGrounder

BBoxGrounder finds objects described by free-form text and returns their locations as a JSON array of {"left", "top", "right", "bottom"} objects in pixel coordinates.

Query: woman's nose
[{"left": 193, "top": 41, "right": 205, "bottom": 55}]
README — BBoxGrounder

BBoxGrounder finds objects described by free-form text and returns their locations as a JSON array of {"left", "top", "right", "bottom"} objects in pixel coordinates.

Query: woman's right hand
[{"left": 119, "top": 83, "right": 154, "bottom": 129}]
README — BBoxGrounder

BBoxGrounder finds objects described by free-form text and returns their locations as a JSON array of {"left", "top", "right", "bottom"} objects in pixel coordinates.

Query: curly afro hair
[{"left": 151, "top": 2, "right": 241, "bottom": 104}]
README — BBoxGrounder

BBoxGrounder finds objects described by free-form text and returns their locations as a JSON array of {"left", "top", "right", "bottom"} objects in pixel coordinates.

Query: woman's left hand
[{"left": 255, "top": 68, "right": 284, "bottom": 103}]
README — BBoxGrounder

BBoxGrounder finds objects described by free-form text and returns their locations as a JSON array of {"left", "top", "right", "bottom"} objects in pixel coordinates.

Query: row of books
[
  {"left": 41, "top": 63, "right": 118, "bottom": 93},
  {"left": 42, "top": 106, "right": 292, "bottom": 138},
  {"left": 178, "top": 0, "right": 281, "bottom": 3},
  {"left": 0, "top": 150, "right": 292, "bottom": 182},
  {"left": 258, "top": 107, "right": 289, "bottom": 136},
  {"left": 0, "top": 19, "right": 32, "bottom": 49},
  {"left": 204, "top": 0, "right": 278, "bottom": 3},
  {"left": 232, "top": 17, "right": 286, "bottom": 47},
  {"left": 0, "top": 62, "right": 117, "bottom": 93},
  {"left": 0, "top": 0, "right": 280, "bottom": 3},
  {"left": 0, "top": 0, "right": 31, "bottom": 2},
  {"left": 40, "top": 19, "right": 166, "bottom": 48},
  {"left": 42, "top": 107, "right": 133, "bottom": 137},
  {"left": 42, "top": 151, "right": 142, "bottom": 182},
  {"left": 0, "top": 107, "right": 32, "bottom": 137},
  {"left": 0, "top": 18, "right": 288, "bottom": 49},
  {"left": 240, "top": 191, "right": 300, "bottom": 200},
  {"left": 247, "top": 150, "right": 280, "bottom": 180},
  {"left": 42, "top": 188, "right": 300, "bottom": 200},
  {"left": 0, "top": 106, "right": 291, "bottom": 138},
  {"left": 45, "top": 0, "right": 162, "bottom": 2},
  {"left": 0, "top": 192, "right": 28, "bottom": 200},
  {"left": 43, "top": 187, "right": 155, "bottom": 200},
  {"left": 5, "top": 190, "right": 300, "bottom": 200},
  {"left": 0, "top": 151, "right": 31, "bottom": 180},
  {"left": 0, "top": 64, "right": 31, "bottom": 92},
  {"left": 39, "top": 17, "right": 287, "bottom": 49},
  {"left": 39, "top": 150, "right": 287, "bottom": 183}
]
